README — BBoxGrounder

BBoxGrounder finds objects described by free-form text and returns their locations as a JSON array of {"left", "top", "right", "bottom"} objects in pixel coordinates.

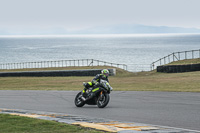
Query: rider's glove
[{"left": 110, "top": 87, "right": 113, "bottom": 91}]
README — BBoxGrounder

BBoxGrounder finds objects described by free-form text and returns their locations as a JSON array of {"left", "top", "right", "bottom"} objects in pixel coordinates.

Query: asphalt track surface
[{"left": 0, "top": 90, "right": 199, "bottom": 131}]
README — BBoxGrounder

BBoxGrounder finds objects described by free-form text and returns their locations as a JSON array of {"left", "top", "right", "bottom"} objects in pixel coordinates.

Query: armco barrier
[
  {"left": 0, "top": 69, "right": 116, "bottom": 77},
  {"left": 157, "top": 64, "right": 200, "bottom": 73}
]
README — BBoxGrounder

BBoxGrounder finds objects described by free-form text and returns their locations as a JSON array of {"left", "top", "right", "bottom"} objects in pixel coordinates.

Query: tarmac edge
[{"left": 0, "top": 108, "right": 199, "bottom": 133}]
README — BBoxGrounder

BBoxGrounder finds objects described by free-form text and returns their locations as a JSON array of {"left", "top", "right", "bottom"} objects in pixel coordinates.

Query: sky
[{"left": 0, "top": 0, "right": 200, "bottom": 34}]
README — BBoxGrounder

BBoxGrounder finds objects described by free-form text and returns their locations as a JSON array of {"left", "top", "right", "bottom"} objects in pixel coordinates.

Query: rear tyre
[
  {"left": 97, "top": 93, "right": 110, "bottom": 108},
  {"left": 75, "top": 92, "right": 85, "bottom": 107}
]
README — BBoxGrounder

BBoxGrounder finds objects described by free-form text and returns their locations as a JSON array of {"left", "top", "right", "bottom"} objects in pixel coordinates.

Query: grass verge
[
  {"left": 167, "top": 58, "right": 200, "bottom": 65},
  {"left": 0, "top": 65, "right": 200, "bottom": 92},
  {"left": 0, "top": 114, "right": 105, "bottom": 133}
]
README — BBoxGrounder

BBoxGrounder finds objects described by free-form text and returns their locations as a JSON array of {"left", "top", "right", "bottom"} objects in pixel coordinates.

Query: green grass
[
  {"left": 167, "top": 58, "right": 200, "bottom": 65},
  {"left": 111, "top": 71, "right": 200, "bottom": 92},
  {"left": 0, "top": 114, "right": 105, "bottom": 133},
  {"left": 0, "top": 70, "right": 200, "bottom": 92},
  {"left": 0, "top": 64, "right": 200, "bottom": 92}
]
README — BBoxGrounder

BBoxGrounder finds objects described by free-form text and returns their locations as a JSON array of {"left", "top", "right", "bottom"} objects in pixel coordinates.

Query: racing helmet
[{"left": 101, "top": 69, "right": 109, "bottom": 77}]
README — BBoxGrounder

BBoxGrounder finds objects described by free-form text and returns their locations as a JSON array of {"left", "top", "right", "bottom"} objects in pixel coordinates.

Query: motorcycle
[{"left": 74, "top": 79, "right": 112, "bottom": 108}]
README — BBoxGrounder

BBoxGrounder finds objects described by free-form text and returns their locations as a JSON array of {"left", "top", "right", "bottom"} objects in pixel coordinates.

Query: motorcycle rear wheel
[
  {"left": 75, "top": 92, "right": 85, "bottom": 107},
  {"left": 97, "top": 93, "right": 110, "bottom": 108}
]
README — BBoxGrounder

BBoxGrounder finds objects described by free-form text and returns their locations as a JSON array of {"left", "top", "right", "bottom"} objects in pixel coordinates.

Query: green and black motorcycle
[{"left": 75, "top": 79, "right": 112, "bottom": 108}]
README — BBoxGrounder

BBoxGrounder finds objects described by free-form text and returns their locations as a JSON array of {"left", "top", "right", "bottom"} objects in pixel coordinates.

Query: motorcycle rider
[{"left": 81, "top": 69, "right": 111, "bottom": 101}]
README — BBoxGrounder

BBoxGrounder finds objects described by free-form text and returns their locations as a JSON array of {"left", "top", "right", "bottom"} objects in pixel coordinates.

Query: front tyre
[
  {"left": 97, "top": 93, "right": 110, "bottom": 108},
  {"left": 75, "top": 92, "right": 85, "bottom": 107}
]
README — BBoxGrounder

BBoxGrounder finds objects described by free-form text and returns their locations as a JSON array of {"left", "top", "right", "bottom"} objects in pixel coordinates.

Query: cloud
[{"left": 1, "top": 0, "right": 200, "bottom": 33}]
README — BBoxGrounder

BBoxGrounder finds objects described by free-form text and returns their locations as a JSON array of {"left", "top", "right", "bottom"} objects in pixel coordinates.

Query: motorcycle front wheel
[
  {"left": 74, "top": 92, "right": 85, "bottom": 107},
  {"left": 97, "top": 93, "right": 110, "bottom": 108}
]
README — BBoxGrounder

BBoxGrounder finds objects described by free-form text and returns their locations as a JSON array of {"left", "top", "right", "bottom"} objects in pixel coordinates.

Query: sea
[{"left": 0, "top": 34, "right": 200, "bottom": 71}]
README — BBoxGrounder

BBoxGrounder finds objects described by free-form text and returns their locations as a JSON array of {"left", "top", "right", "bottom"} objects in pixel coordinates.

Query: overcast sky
[{"left": 0, "top": 0, "right": 200, "bottom": 34}]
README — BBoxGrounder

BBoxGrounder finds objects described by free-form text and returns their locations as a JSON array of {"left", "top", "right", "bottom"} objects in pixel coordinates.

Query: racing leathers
[{"left": 82, "top": 74, "right": 109, "bottom": 101}]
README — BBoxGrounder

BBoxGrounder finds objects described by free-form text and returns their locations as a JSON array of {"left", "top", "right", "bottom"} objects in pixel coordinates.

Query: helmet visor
[{"left": 104, "top": 72, "right": 109, "bottom": 77}]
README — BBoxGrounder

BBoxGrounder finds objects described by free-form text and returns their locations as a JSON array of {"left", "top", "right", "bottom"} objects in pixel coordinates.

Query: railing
[
  {"left": 151, "top": 49, "right": 200, "bottom": 70},
  {"left": 0, "top": 59, "right": 127, "bottom": 71},
  {"left": 3, "top": 49, "right": 199, "bottom": 72}
]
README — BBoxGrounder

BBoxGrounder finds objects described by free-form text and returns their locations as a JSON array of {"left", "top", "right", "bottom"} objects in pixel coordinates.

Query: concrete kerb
[{"left": 0, "top": 108, "right": 199, "bottom": 133}]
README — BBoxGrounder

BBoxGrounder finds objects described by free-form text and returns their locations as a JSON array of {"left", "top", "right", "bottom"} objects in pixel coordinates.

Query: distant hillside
[
  {"left": 1, "top": 24, "right": 200, "bottom": 35},
  {"left": 76, "top": 24, "right": 200, "bottom": 34}
]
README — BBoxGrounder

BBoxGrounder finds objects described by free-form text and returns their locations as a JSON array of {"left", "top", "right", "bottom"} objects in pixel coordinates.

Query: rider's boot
[{"left": 82, "top": 82, "right": 89, "bottom": 96}]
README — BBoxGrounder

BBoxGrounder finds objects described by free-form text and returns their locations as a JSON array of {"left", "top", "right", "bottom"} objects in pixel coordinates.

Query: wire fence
[
  {"left": 0, "top": 59, "right": 128, "bottom": 71},
  {"left": 1, "top": 49, "right": 200, "bottom": 72},
  {"left": 151, "top": 49, "right": 200, "bottom": 70}
]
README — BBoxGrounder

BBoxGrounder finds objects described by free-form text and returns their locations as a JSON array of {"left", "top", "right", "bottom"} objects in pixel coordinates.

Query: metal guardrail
[
  {"left": 151, "top": 49, "right": 200, "bottom": 70},
  {"left": 2, "top": 49, "right": 199, "bottom": 72},
  {"left": 0, "top": 59, "right": 127, "bottom": 71}
]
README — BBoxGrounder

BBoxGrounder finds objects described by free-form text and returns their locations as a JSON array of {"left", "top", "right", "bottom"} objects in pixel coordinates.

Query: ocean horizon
[
  {"left": 1, "top": 33, "right": 200, "bottom": 37},
  {"left": 0, "top": 33, "right": 200, "bottom": 71}
]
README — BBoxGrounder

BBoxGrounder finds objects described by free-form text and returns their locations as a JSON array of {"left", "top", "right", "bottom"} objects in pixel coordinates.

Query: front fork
[
  {"left": 100, "top": 91, "right": 103, "bottom": 95},
  {"left": 99, "top": 91, "right": 104, "bottom": 100}
]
